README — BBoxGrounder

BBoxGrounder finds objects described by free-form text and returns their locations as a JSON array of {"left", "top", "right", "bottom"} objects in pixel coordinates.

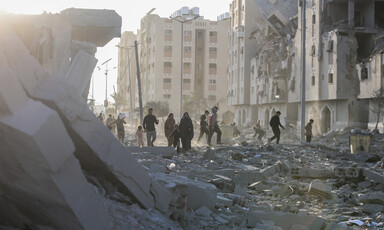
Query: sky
[{"left": 1, "top": 0, "right": 232, "bottom": 105}]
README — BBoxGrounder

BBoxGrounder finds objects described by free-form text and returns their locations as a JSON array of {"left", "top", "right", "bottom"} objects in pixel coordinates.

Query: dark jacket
[
  {"left": 169, "top": 129, "right": 180, "bottom": 141},
  {"left": 179, "top": 117, "right": 194, "bottom": 139},
  {"left": 143, "top": 114, "right": 158, "bottom": 131},
  {"left": 200, "top": 114, "right": 207, "bottom": 127},
  {"left": 305, "top": 122, "right": 313, "bottom": 136},
  {"left": 270, "top": 115, "right": 284, "bottom": 129}
]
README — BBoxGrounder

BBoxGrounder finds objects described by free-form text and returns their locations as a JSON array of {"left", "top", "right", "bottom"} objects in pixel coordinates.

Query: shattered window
[
  {"left": 361, "top": 67, "right": 368, "bottom": 81},
  {"left": 328, "top": 73, "right": 334, "bottom": 84}
]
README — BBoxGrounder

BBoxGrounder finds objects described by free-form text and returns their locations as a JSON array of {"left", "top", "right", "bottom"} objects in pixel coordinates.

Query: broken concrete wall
[{"left": 0, "top": 29, "right": 112, "bottom": 229}]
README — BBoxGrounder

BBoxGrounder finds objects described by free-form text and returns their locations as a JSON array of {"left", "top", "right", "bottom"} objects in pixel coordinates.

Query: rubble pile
[{"left": 119, "top": 128, "right": 384, "bottom": 229}]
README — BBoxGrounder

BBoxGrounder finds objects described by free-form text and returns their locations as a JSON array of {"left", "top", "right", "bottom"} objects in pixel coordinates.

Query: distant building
[
  {"left": 117, "top": 31, "right": 138, "bottom": 123},
  {"left": 118, "top": 7, "right": 232, "bottom": 121}
]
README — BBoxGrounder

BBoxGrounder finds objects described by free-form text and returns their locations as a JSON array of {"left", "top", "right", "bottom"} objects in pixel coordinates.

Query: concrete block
[
  {"left": 334, "top": 167, "right": 360, "bottom": 178},
  {"left": 233, "top": 170, "right": 264, "bottom": 186},
  {"left": 153, "top": 174, "right": 218, "bottom": 210},
  {"left": 150, "top": 180, "right": 173, "bottom": 214},
  {"left": 363, "top": 169, "right": 384, "bottom": 184},
  {"left": 0, "top": 100, "right": 112, "bottom": 230},
  {"left": 359, "top": 191, "right": 384, "bottom": 205},
  {"left": 247, "top": 210, "right": 326, "bottom": 230},
  {"left": 65, "top": 50, "right": 97, "bottom": 96},
  {"left": 195, "top": 206, "right": 212, "bottom": 217},
  {"left": 0, "top": 56, "right": 28, "bottom": 116},
  {"left": 308, "top": 180, "right": 332, "bottom": 199},
  {"left": 248, "top": 181, "right": 266, "bottom": 192},
  {"left": 216, "top": 195, "right": 233, "bottom": 207},
  {"left": 208, "top": 175, "right": 235, "bottom": 193}
]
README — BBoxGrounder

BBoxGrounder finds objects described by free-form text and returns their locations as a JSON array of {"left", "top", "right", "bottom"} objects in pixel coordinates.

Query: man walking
[
  {"left": 197, "top": 110, "right": 210, "bottom": 143},
  {"left": 207, "top": 106, "right": 222, "bottom": 145},
  {"left": 305, "top": 119, "right": 314, "bottom": 143},
  {"left": 111, "top": 113, "right": 126, "bottom": 144},
  {"left": 143, "top": 108, "right": 159, "bottom": 146},
  {"left": 268, "top": 111, "right": 285, "bottom": 144}
]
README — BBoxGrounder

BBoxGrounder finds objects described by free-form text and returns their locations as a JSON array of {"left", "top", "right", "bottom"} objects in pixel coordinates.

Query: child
[
  {"left": 168, "top": 124, "right": 181, "bottom": 153},
  {"left": 136, "top": 126, "right": 144, "bottom": 147}
]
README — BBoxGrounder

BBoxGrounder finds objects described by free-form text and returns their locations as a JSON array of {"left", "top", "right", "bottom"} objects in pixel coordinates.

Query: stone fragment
[
  {"left": 195, "top": 206, "right": 212, "bottom": 217},
  {"left": 359, "top": 192, "right": 384, "bottom": 205},
  {"left": 154, "top": 174, "right": 218, "bottom": 210},
  {"left": 216, "top": 195, "right": 233, "bottom": 207},
  {"left": 248, "top": 181, "right": 266, "bottom": 192},
  {"left": 231, "top": 151, "right": 244, "bottom": 161},
  {"left": 208, "top": 175, "right": 235, "bottom": 193},
  {"left": 247, "top": 210, "right": 326, "bottom": 229},
  {"left": 308, "top": 180, "right": 332, "bottom": 199},
  {"left": 129, "top": 146, "right": 176, "bottom": 155},
  {"left": 363, "top": 169, "right": 384, "bottom": 184},
  {"left": 203, "top": 149, "right": 217, "bottom": 160}
]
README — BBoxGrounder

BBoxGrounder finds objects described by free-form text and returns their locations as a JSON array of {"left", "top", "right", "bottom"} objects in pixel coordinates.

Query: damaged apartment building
[
  {"left": 228, "top": 0, "right": 297, "bottom": 127},
  {"left": 249, "top": 0, "right": 298, "bottom": 130},
  {"left": 236, "top": 0, "right": 384, "bottom": 132},
  {"left": 288, "top": 0, "right": 384, "bottom": 134}
]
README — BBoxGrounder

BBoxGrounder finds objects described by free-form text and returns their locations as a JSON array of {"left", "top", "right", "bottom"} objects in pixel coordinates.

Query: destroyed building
[
  {"left": 249, "top": 0, "right": 298, "bottom": 130},
  {"left": 288, "top": 0, "right": 384, "bottom": 133}
]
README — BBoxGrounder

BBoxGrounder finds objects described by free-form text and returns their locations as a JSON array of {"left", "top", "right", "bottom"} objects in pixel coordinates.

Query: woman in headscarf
[
  {"left": 164, "top": 113, "right": 175, "bottom": 146},
  {"left": 179, "top": 112, "right": 194, "bottom": 152}
]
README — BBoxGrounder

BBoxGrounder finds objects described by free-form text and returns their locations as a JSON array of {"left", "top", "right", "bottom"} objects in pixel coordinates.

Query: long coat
[
  {"left": 164, "top": 118, "right": 175, "bottom": 137},
  {"left": 179, "top": 117, "right": 194, "bottom": 140}
]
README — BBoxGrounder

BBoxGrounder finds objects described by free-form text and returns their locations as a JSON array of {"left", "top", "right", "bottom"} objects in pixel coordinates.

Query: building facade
[
  {"left": 118, "top": 8, "right": 232, "bottom": 121},
  {"left": 227, "top": 0, "right": 260, "bottom": 126}
]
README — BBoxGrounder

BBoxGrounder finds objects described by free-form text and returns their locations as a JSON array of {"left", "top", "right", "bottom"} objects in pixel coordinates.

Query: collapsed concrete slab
[
  {"left": 247, "top": 210, "right": 327, "bottom": 229},
  {"left": 0, "top": 55, "right": 112, "bottom": 229}
]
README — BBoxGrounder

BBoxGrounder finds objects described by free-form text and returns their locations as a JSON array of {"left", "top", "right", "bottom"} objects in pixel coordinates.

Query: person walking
[
  {"left": 179, "top": 112, "right": 194, "bottom": 152},
  {"left": 305, "top": 119, "right": 314, "bottom": 143},
  {"left": 253, "top": 120, "right": 266, "bottom": 140},
  {"left": 143, "top": 108, "right": 159, "bottom": 146},
  {"left": 268, "top": 111, "right": 285, "bottom": 144},
  {"left": 207, "top": 106, "right": 222, "bottom": 146},
  {"left": 106, "top": 114, "right": 114, "bottom": 131},
  {"left": 111, "top": 114, "right": 126, "bottom": 144},
  {"left": 197, "top": 110, "right": 210, "bottom": 143},
  {"left": 97, "top": 112, "right": 104, "bottom": 123},
  {"left": 136, "top": 126, "right": 145, "bottom": 147},
  {"left": 168, "top": 124, "right": 181, "bottom": 153},
  {"left": 164, "top": 113, "right": 176, "bottom": 146}
]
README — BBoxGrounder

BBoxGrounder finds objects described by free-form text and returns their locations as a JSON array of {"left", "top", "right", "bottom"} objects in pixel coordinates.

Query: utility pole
[
  {"left": 134, "top": 40, "right": 144, "bottom": 125},
  {"left": 101, "top": 58, "right": 112, "bottom": 115},
  {"left": 300, "top": 0, "right": 306, "bottom": 143}
]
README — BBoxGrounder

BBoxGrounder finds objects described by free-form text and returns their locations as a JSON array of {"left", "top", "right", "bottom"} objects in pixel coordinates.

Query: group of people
[
  {"left": 99, "top": 109, "right": 316, "bottom": 150},
  {"left": 252, "top": 111, "right": 315, "bottom": 144},
  {"left": 98, "top": 112, "right": 127, "bottom": 144},
  {"left": 134, "top": 106, "right": 222, "bottom": 153}
]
